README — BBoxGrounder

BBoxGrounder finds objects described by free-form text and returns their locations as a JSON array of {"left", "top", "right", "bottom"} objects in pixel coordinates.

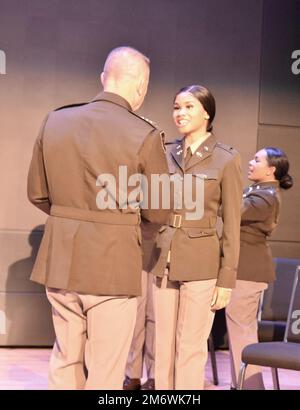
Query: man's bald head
[{"left": 101, "top": 47, "right": 150, "bottom": 111}]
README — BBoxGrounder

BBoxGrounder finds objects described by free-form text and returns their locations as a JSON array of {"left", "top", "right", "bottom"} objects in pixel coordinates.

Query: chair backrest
[
  {"left": 285, "top": 266, "right": 300, "bottom": 343},
  {"left": 260, "top": 258, "right": 300, "bottom": 321}
]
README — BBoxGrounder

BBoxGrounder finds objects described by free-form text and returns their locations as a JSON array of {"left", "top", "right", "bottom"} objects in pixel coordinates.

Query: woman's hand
[{"left": 210, "top": 286, "right": 232, "bottom": 312}]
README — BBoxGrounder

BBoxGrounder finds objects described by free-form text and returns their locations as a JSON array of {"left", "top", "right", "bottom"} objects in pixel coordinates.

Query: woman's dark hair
[
  {"left": 265, "top": 147, "right": 293, "bottom": 190},
  {"left": 174, "top": 85, "right": 216, "bottom": 132}
]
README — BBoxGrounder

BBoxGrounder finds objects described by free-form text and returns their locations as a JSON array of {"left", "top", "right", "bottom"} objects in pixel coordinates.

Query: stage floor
[{"left": 0, "top": 348, "right": 298, "bottom": 390}]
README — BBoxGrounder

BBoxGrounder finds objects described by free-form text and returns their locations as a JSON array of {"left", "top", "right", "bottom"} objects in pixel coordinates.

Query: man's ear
[
  {"left": 137, "top": 77, "right": 145, "bottom": 96},
  {"left": 270, "top": 165, "right": 276, "bottom": 177},
  {"left": 100, "top": 72, "right": 105, "bottom": 86}
]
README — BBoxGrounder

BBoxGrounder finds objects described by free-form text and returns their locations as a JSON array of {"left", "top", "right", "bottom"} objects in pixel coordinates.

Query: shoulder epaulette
[
  {"left": 129, "top": 111, "right": 158, "bottom": 129},
  {"left": 216, "top": 142, "right": 237, "bottom": 155},
  {"left": 54, "top": 102, "right": 88, "bottom": 112},
  {"left": 140, "top": 115, "right": 158, "bottom": 128}
]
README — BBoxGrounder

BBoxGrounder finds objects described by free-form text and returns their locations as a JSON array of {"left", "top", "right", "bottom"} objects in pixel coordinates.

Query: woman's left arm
[{"left": 217, "top": 151, "right": 243, "bottom": 290}]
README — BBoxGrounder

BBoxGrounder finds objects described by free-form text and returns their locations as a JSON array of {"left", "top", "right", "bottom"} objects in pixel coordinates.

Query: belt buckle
[{"left": 172, "top": 214, "right": 182, "bottom": 228}]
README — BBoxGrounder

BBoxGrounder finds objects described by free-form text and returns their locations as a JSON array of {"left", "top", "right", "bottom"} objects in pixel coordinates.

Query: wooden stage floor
[{"left": 0, "top": 348, "right": 299, "bottom": 390}]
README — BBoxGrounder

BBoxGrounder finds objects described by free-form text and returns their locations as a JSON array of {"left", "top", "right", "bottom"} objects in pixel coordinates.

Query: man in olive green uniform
[
  {"left": 123, "top": 221, "right": 157, "bottom": 390},
  {"left": 27, "top": 47, "right": 169, "bottom": 390}
]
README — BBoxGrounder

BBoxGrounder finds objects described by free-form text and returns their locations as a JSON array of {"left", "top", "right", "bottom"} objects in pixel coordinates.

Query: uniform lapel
[
  {"left": 170, "top": 138, "right": 185, "bottom": 172},
  {"left": 184, "top": 134, "right": 217, "bottom": 172}
]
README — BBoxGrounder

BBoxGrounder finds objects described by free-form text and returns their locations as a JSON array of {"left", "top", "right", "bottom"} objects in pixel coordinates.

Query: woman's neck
[
  {"left": 253, "top": 177, "right": 277, "bottom": 184},
  {"left": 185, "top": 131, "right": 210, "bottom": 146}
]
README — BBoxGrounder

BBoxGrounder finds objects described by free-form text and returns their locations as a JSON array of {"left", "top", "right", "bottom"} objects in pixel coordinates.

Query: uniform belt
[
  {"left": 50, "top": 205, "right": 140, "bottom": 225},
  {"left": 168, "top": 213, "right": 216, "bottom": 228}
]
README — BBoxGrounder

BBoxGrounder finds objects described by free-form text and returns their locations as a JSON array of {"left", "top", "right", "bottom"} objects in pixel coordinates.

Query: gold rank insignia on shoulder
[
  {"left": 140, "top": 115, "right": 152, "bottom": 123},
  {"left": 139, "top": 115, "right": 158, "bottom": 128}
]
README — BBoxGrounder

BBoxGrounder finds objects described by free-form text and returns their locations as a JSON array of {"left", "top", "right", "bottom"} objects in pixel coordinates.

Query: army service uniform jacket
[
  {"left": 237, "top": 181, "right": 281, "bottom": 284},
  {"left": 27, "top": 92, "right": 169, "bottom": 297},
  {"left": 150, "top": 134, "right": 243, "bottom": 289}
]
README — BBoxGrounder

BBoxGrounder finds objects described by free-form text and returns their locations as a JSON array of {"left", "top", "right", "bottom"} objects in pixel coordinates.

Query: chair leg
[
  {"left": 208, "top": 333, "right": 219, "bottom": 385},
  {"left": 271, "top": 368, "right": 280, "bottom": 390},
  {"left": 237, "top": 362, "right": 247, "bottom": 390}
]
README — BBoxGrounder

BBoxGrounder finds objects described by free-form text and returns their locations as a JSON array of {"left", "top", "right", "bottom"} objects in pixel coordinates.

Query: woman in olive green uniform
[
  {"left": 226, "top": 147, "right": 293, "bottom": 389},
  {"left": 151, "top": 85, "right": 242, "bottom": 390}
]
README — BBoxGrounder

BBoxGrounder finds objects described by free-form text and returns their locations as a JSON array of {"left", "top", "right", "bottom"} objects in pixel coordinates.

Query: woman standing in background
[{"left": 226, "top": 147, "right": 293, "bottom": 390}]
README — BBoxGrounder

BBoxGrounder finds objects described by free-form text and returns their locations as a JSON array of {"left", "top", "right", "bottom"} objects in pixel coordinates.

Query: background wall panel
[{"left": 0, "top": 0, "right": 298, "bottom": 345}]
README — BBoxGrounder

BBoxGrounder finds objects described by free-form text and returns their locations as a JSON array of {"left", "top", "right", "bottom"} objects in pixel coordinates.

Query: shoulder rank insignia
[
  {"left": 130, "top": 112, "right": 158, "bottom": 129},
  {"left": 140, "top": 115, "right": 157, "bottom": 127}
]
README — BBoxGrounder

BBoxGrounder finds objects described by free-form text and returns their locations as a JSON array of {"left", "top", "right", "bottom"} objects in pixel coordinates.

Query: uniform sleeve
[
  {"left": 217, "top": 152, "right": 243, "bottom": 288},
  {"left": 139, "top": 129, "right": 170, "bottom": 225},
  {"left": 27, "top": 115, "right": 51, "bottom": 215},
  {"left": 242, "top": 191, "right": 276, "bottom": 222}
]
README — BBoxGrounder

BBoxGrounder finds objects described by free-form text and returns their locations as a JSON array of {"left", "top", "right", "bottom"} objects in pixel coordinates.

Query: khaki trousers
[
  {"left": 225, "top": 279, "right": 268, "bottom": 389},
  {"left": 46, "top": 287, "right": 137, "bottom": 390},
  {"left": 125, "top": 270, "right": 155, "bottom": 379},
  {"left": 154, "top": 270, "right": 216, "bottom": 390}
]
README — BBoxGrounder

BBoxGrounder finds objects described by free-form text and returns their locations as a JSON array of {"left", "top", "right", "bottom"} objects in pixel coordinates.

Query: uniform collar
[
  {"left": 184, "top": 133, "right": 217, "bottom": 171},
  {"left": 250, "top": 180, "right": 279, "bottom": 190},
  {"left": 244, "top": 180, "right": 279, "bottom": 196},
  {"left": 185, "top": 132, "right": 211, "bottom": 154},
  {"left": 170, "top": 134, "right": 217, "bottom": 172},
  {"left": 91, "top": 91, "right": 132, "bottom": 111}
]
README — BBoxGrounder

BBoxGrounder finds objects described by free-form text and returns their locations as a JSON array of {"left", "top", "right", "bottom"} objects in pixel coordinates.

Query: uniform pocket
[
  {"left": 187, "top": 228, "right": 216, "bottom": 238},
  {"left": 193, "top": 169, "right": 219, "bottom": 180}
]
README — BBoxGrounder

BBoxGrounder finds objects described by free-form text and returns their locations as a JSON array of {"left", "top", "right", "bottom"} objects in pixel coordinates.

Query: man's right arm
[{"left": 139, "top": 129, "right": 170, "bottom": 225}]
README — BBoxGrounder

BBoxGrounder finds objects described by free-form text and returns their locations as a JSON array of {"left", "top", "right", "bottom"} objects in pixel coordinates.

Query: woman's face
[
  {"left": 173, "top": 92, "right": 209, "bottom": 137},
  {"left": 248, "top": 149, "right": 275, "bottom": 182}
]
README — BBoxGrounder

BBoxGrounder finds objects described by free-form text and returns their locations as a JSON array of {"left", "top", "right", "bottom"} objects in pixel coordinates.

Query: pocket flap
[
  {"left": 187, "top": 228, "right": 215, "bottom": 238},
  {"left": 193, "top": 169, "right": 218, "bottom": 180}
]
